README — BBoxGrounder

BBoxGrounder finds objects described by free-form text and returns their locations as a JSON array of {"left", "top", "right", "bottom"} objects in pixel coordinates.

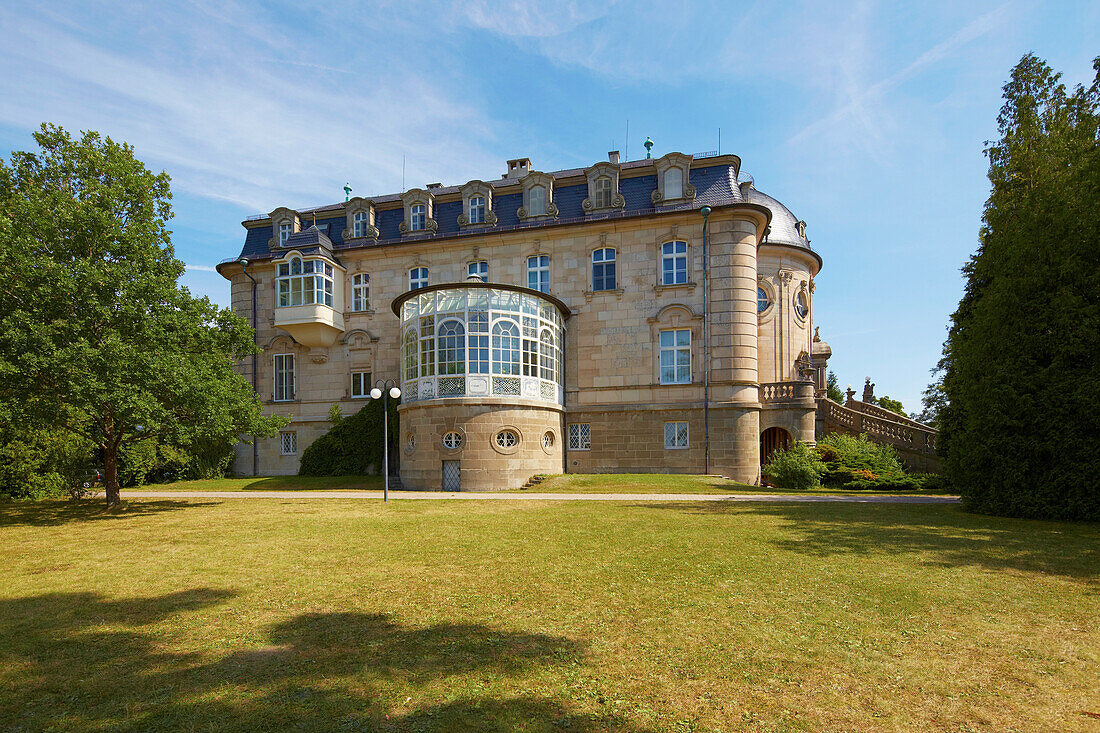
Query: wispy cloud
[{"left": 185, "top": 264, "right": 218, "bottom": 272}]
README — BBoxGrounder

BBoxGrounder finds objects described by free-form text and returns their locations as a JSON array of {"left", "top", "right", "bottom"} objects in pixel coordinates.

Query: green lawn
[
  {"left": 2, "top": 498, "right": 1096, "bottom": 731},
  {"left": 137, "top": 474, "right": 384, "bottom": 491}
]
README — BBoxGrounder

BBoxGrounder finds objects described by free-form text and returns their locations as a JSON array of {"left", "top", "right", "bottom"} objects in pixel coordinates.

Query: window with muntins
[
  {"left": 664, "top": 421, "right": 689, "bottom": 449},
  {"left": 280, "top": 431, "right": 297, "bottom": 455},
  {"left": 403, "top": 328, "right": 418, "bottom": 381},
  {"left": 592, "top": 248, "right": 617, "bottom": 291},
  {"left": 274, "top": 354, "right": 295, "bottom": 401},
  {"left": 758, "top": 287, "right": 771, "bottom": 313},
  {"left": 467, "top": 260, "right": 488, "bottom": 282},
  {"left": 659, "top": 329, "right": 691, "bottom": 384},
  {"left": 410, "top": 204, "right": 426, "bottom": 231},
  {"left": 469, "top": 196, "right": 485, "bottom": 224},
  {"left": 351, "top": 371, "right": 371, "bottom": 398},
  {"left": 419, "top": 316, "right": 435, "bottom": 377},
  {"left": 594, "top": 177, "right": 612, "bottom": 208},
  {"left": 492, "top": 320, "right": 520, "bottom": 375},
  {"left": 469, "top": 311, "right": 490, "bottom": 373},
  {"left": 277, "top": 257, "right": 334, "bottom": 307},
  {"left": 351, "top": 273, "right": 369, "bottom": 311},
  {"left": 529, "top": 185, "right": 546, "bottom": 216},
  {"left": 438, "top": 320, "right": 466, "bottom": 375},
  {"left": 527, "top": 255, "right": 549, "bottom": 293},
  {"left": 409, "top": 267, "right": 428, "bottom": 291},
  {"left": 352, "top": 211, "right": 368, "bottom": 238},
  {"left": 568, "top": 423, "right": 591, "bottom": 451},
  {"left": 661, "top": 241, "right": 688, "bottom": 285},
  {"left": 279, "top": 223, "right": 292, "bottom": 246}
]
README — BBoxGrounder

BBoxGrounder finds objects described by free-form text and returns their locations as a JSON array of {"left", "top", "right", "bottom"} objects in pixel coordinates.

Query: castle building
[{"left": 218, "top": 149, "right": 827, "bottom": 489}]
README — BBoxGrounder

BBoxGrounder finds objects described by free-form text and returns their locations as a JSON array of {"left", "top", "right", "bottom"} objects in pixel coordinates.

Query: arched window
[
  {"left": 592, "top": 248, "right": 616, "bottom": 291},
  {"left": 492, "top": 320, "right": 520, "bottom": 375},
  {"left": 594, "top": 177, "right": 612, "bottom": 208},
  {"left": 277, "top": 256, "right": 333, "bottom": 307},
  {"left": 468, "top": 195, "right": 485, "bottom": 224},
  {"left": 403, "top": 328, "right": 418, "bottom": 381},
  {"left": 663, "top": 169, "right": 682, "bottom": 200},
  {"left": 539, "top": 329, "right": 557, "bottom": 381},
  {"left": 410, "top": 203, "right": 426, "bottom": 231},
  {"left": 437, "top": 320, "right": 466, "bottom": 375},
  {"left": 528, "top": 185, "right": 546, "bottom": 216}
]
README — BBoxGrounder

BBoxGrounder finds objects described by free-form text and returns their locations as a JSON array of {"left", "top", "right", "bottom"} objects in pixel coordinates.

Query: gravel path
[{"left": 119, "top": 490, "right": 959, "bottom": 503}]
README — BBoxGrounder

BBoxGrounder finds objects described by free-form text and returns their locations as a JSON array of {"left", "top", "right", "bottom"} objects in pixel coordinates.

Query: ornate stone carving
[
  {"left": 341, "top": 224, "right": 379, "bottom": 242},
  {"left": 457, "top": 213, "right": 468, "bottom": 226},
  {"left": 778, "top": 269, "right": 795, "bottom": 285},
  {"left": 581, "top": 197, "right": 594, "bottom": 212},
  {"left": 517, "top": 207, "right": 528, "bottom": 219},
  {"left": 308, "top": 349, "right": 329, "bottom": 364}
]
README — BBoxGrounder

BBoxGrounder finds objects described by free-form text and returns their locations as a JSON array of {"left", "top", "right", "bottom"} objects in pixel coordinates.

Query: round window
[
  {"left": 794, "top": 291, "right": 809, "bottom": 319},
  {"left": 757, "top": 286, "right": 771, "bottom": 313},
  {"left": 495, "top": 430, "right": 518, "bottom": 449},
  {"left": 542, "top": 431, "right": 554, "bottom": 449},
  {"left": 442, "top": 431, "right": 463, "bottom": 449}
]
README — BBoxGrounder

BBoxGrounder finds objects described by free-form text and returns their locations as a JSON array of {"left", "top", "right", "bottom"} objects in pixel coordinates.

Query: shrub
[
  {"left": 0, "top": 427, "right": 96, "bottom": 500},
  {"left": 815, "top": 433, "right": 908, "bottom": 490},
  {"left": 763, "top": 441, "right": 825, "bottom": 490},
  {"left": 299, "top": 398, "right": 399, "bottom": 476}
]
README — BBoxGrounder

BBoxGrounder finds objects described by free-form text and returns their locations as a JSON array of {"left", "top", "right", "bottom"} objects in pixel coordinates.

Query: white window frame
[
  {"left": 409, "top": 267, "right": 429, "bottom": 291},
  {"left": 468, "top": 195, "right": 485, "bottom": 224},
  {"left": 277, "top": 256, "right": 334, "bottom": 308},
  {"left": 664, "top": 421, "right": 689, "bottom": 449},
  {"left": 279, "top": 223, "right": 292, "bottom": 246},
  {"left": 273, "top": 353, "right": 295, "bottom": 402},
  {"left": 661, "top": 241, "right": 689, "bottom": 285},
  {"left": 527, "top": 255, "right": 550, "bottom": 293},
  {"left": 467, "top": 260, "right": 488, "bottom": 282},
  {"left": 351, "top": 273, "right": 369, "bottom": 312},
  {"left": 352, "top": 211, "right": 368, "bottom": 238},
  {"left": 410, "top": 203, "right": 426, "bottom": 231},
  {"left": 592, "top": 248, "right": 617, "bottom": 291},
  {"left": 280, "top": 431, "right": 297, "bottom": 455},
  {"left": 568, "top": 423, "right": 591, "bottom": 451},
  {"left": 659, "top": 329, "right": 692, "bottom": 385},
  {"left": 594, "top": 177, "right": 612, "bottom": 208},
  {"left": 351, "top": 370, "right": 371, "bottom": 398}
]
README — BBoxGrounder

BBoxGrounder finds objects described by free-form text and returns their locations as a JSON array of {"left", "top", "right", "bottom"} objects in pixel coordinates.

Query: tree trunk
[{"left": 103, "top": 443, "right": 121, "bottom": 507}]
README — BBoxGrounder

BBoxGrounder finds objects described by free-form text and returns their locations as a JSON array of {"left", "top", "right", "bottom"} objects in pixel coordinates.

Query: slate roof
[{"left": 229, "top": 158, "right": 814, "bottom": 266}]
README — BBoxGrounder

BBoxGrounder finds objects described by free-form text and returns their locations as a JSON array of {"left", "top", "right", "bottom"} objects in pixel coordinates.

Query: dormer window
[
  {"left": 353, "top": 211, "right": 368, "bottom": 237},
  {"left": 518, "top": 172, "right": 557, "bottom": 221},
  {"left": 279, "top": 223, "right": 292, "bottom": 246},
  {"left": 652, "top": 153, "right": 695, "bottom": 205},
  {"left": 410, "top": 204, "right": 426, "bottom": 231},
  {"left": 399, "top": 190, "right": 436, "bottom": 235},
  {"left": 269, "top": 207, "right": 300, "bottom": 248},
  {"left": 664, "top": 169, "right": 682, "bottom": 199},
  {"left": 343, "top": 197, "right": 378, "bottom": 241},
  {"left": 529, "top": 186, "right": 546, "bottom": 215},
  {"left": 594, "top": 177, "right": 612, "bottom": 208},
  {"left": 469, "top": 196, "right": 485, "bottom": 224}
]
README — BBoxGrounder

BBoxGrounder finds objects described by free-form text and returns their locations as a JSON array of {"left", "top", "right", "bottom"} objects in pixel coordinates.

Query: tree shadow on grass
[
  {"left": 1, "top": 590, "right": 640, "bottom": 732},
  {"left": 0, "top": 499, "right": 222, "bottom": 527},
  {"left": 636, "top": 501, "right": 1100, "bottom": 586}
]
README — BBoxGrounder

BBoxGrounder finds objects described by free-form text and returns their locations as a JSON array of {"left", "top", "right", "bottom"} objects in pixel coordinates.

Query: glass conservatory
[{"left": 391, "top": 283, "right": 570, "bottom": 405}]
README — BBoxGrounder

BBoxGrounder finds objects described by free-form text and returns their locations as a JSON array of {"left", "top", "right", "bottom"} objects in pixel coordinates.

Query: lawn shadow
[
  {"left": 637, "top": 501, "right": 1100, "bottom": 586},
  {"left": 1, "top": 590, "right": 638, "bottom": 731},
  {"left": 0, "top": 499, "right": 221, "bottom": 527}
]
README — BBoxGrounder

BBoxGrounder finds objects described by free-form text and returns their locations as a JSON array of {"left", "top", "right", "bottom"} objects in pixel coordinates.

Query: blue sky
[{"left": 1, "top": 0, "right": 1096, "bottom": 412}]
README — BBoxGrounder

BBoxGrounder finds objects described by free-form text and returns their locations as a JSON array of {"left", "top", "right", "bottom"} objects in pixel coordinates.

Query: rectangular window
[
  {"left": 467, "top": 260, "right": 488, "bottom": 282},
  {"left": 409, "top": 267, "right": 429, "bottom": 291},
  {"left": 661, "top": 241, "right": 688, "bottom": 285},
  {"left": 279, "top": 223, "right": 292, "bottom": 246},
  {"left": 280, "top": 431, "right": 297, "bottom": 455},
  {"left": 352, "top": 211, "right": 368, "bottom": 238},
  {"left": 592, "top": 248, "right": 617, "bottom": 291},
  {"left": 469, "top": 196, "right": 485, "bottom": 224},
  {"left": 528, "top": 185, "right": 546, "bottom": 216},
  {"left": 273, "top": 354, "right": 295, "bottom": 401},
  {"left": 351, "top": 273, "right": 369, "bottom": 311},
  {"left": 526, "top": 255, "right": 549, "bottom": 293},
  {"left": 469, "top": 311, "right": 489, "bottom": 373},
  {"left": 276, "top": 258, "right": 333, "bottom": 308},
  {"left": 351, "top": 371, "right": 371, "bottom": 398},
  {"left": 568, "top": 423, "right": 591, "bottom": 451},
  {"left": 664, "top": 169, "right": 683, "bottom": 200},
  {"left": 594, "top": 177, "right": 612, "bottom": 208},
  {"left": 410, "top": 204, "right": 426, "bottom": 231},
  {"left": 664, "top": 421, "right": 689, "bottom": 449},
  {"left": 659, "top": 329, "right": 691, "bottom": 384}
]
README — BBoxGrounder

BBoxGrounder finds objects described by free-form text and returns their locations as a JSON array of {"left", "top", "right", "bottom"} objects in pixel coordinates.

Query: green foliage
[
  {"left": 0, "top": 425, "right": 96, "bottom": 500},
  {"left": 299, "top": 400, "right": 399, "bottom": 476},
  {"left": 913, "top": 371, "right": 946, "bottom": 428},
  {"left": 874, "top": 395, "right": 906, "bottom": 417},
  {"left": 815, "top": 433, "right": 910, "bottom": 491},
  {"left": 939, "top": 55, "right": 1100, "bottom": 520},
  {"left": 328, "top": 403, "right": 344, "bottom": 427},
  {"left": 763, "top": 441, "right": 825, "bottom": 490},
  {"left": 0, "top": 124, "right": 286, "bottom": 504},
  {"left": 826, "top": 371, "right": 844, "bottom": 403}
]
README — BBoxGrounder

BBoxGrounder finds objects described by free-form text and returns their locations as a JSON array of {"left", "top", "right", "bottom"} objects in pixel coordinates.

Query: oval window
[
  {"left": 794, "top": 291, "right": 809, "bottom": 319},
  {"left": 757, "top": 287, "right": 771, "bottom": 313},
  {"left": 405, "top": 433, "right": 416, "bottom": 451},
  {"left": 542, "top": 431, "right": 554, "bottom": 449},
  {"left": 442, "top": 431, "right": 463, "bottom": 449},
  {"left": 495, "top": 430, "right": 518, "bottom": 449}
]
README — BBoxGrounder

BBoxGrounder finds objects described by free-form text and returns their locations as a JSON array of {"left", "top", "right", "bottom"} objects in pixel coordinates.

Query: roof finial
[
  {"left": 343, "top": 182, "right": 352, "bottom": 201},
  {"left": 643, "top": 136, "right": 654, "bottom": 159}
]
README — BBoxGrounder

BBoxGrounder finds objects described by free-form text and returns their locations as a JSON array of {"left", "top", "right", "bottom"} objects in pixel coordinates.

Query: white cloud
[{"left": 185, "top": 264, "right": 218, "bottom": 272}]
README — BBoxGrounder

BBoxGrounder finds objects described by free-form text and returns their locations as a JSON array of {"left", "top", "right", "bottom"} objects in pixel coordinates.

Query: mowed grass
[
  {"left": 138, "top": 474, "right": 384, "bottom": 491},
  {"left": 1, "top": 499, "right": 1096, "bottom": 732}
]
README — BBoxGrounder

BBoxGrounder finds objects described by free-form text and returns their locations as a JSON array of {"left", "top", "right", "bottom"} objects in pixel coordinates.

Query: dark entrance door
[{"left": 760, "top": 427, "right": 792, "bottom": 465}]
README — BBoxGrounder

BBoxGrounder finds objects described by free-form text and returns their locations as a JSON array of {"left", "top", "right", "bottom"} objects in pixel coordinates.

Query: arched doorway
[{"left": 760, "top": 427, "right": 792, "bottom": 466}]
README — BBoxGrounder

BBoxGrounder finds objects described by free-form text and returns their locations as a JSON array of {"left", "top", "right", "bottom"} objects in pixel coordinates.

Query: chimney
[
  {"left": 506, "top": 158, "right": 532, "bottom": 178},
  {"left": 608, "top": 150, "right": 620, "bottom": 164},
  {"left": 426, "top": 182, "right": 443, "bottom": 190}
]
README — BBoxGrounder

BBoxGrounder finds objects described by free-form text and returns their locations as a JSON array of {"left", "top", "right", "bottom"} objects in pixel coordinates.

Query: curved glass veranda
[{"left": 391, "top": 283, "right": 570, "bottom": 405}]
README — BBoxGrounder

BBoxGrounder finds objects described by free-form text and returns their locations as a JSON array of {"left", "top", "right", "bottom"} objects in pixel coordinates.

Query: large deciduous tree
[
  {"left": 0, "top": 124, "right": 284, "bottom": 505},
  {"left": 939, "top": 56, "right": 1100, "bottom": 520}
]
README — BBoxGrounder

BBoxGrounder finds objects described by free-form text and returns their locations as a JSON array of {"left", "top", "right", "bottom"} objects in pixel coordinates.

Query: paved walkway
[{"left": 120, "top": 490, "right": 959, "bottom": 503}]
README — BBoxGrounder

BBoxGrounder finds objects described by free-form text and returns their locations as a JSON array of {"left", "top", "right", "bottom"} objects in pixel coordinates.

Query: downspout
[
  {"left": 239, "top": 258, "right": 258, "bottom": 477},
  {"left": 700, "top": 206, "right": 712, "bottom": 475}
]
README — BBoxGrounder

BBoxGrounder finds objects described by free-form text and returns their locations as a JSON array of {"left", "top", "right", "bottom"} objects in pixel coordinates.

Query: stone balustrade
[
  {"left": 760, "top": 380, "right": 815, "bottom": 404},
  {"left": 818, "top": 397, "right": 938, "bottom": 456}
]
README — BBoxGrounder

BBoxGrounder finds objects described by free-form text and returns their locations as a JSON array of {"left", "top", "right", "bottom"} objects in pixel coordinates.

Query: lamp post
[
  {"left": 239, "top": 258, "right": 258, "bottom": 477},
  {"left": 699, "top": 205, "right": 712, "bottom": 476},
  {"left": 370, "top": 379, "right": 401, "bottom": 501}
]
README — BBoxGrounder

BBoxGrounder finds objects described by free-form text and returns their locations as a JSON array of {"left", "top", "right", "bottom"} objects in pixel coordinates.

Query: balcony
[{"left": 274, "top": 304, "right": 345, "bottom": 348}]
